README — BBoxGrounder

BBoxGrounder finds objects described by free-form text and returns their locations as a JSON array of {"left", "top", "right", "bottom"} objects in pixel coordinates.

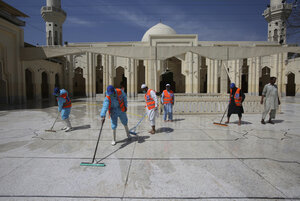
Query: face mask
[{"left": 143, "top": 90, "right": 146, "bottom": 94}]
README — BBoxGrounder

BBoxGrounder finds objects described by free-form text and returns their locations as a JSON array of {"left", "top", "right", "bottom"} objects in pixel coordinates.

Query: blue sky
[{"left": 7, "top": 0, "right": 299, "bottom": 45}]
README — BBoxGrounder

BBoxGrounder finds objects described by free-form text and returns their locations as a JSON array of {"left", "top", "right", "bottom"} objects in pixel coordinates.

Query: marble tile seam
[
  {"left": 1, "top": 156, "right": 299, "bottom": 164},
  {"left": 0, "top": 195, "right": 298, "bottom": 200}
]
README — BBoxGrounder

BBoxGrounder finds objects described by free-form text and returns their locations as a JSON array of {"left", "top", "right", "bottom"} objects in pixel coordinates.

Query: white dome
[{"left": 142, "top": 23, "right": 176, "bottom": 42}]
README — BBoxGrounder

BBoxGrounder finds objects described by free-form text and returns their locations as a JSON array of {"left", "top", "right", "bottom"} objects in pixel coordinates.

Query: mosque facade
[{"left": 0, "top": 0, "right": 300, "bottom": 105}]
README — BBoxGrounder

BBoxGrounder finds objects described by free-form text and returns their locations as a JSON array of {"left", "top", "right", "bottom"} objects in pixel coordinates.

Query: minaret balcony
[
  {"left": 41, "top": 6, "right": 66, "bottom": 17},
  {"left": 263, "top": 3, "right": 293, "bottom": 16}
]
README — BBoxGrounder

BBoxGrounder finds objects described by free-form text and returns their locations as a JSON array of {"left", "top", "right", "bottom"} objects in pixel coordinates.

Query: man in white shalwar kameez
[
  {"left": 141, "top": 84, "right": 159, "bottom": 134},
  {"left": 261, "top": 77, "right": 281, "bottom": 124}
]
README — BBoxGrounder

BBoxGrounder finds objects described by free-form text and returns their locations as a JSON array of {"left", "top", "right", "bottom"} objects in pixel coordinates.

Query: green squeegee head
[{"left": 80, "top": 162, "right": 105, "bottom": 167}]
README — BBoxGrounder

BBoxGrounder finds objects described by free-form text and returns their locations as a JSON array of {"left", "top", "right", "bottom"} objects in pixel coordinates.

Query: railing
[
  {"left": 41, "top": 6, "right": 66, "bottom": 16},
  {"left": 159, "top": 95, "right": 265, "bottom": 114}
]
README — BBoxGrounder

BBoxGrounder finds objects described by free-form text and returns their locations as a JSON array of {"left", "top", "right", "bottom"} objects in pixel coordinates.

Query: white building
[{"left": 1, "top": 0, "right": 300, "bottom": 105}]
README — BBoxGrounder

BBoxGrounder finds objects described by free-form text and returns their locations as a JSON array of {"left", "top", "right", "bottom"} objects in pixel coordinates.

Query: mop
[
  {"left": 129, "top": 113, "right": 147, "bottom": 135},
  {"left": 80, "top": 119, "right": 106, "bottom": 167},
  {"left": 45, "top": 113, "right": 59, "bottom": 132}
]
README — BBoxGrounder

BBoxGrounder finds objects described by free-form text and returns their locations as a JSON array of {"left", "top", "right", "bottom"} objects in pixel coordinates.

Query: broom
[
  {"left": 129, "top": 113, "right": 147, "bottom": 135},
  {"left": 80, "top": 119, "right": 106, "bottom": 167},
  {"left": 45, "top": 113, "right": 59, "bottom": 132},
  {"left": 213, "top": 104, "right": 229, "bottom": 127}
]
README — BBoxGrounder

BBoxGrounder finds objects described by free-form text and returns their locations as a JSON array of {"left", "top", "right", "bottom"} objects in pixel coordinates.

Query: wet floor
[{"left": 0, "top": 96, "right": 299, "bottom": 200}]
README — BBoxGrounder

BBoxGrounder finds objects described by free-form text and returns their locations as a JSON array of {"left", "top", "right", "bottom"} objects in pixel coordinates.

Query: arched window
[
  {"left": 48, "top": 31, "right": 52, "bottom": 45},
  {"left": 273, "top": 29, "right": 278, "bottom": 41}
]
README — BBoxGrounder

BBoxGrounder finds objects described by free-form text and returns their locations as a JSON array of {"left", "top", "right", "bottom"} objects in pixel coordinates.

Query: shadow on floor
[
  {"left": 231, "top": 121, "right": 253, "bottom": 125},
  {"left": 72, "top": 125, "right": 91, "bottom": 131},
  {"left": 172, "top": 118, "right": 185, "bottom": 122},
  {"left": 97, "top": 136, "right": 148, "bottom": 163},
  {"left": 156, "top": 127, "right": 174, "bottom": 133},
  {"left": 273, "top": 119, "right": 284, "bottom": 124}
]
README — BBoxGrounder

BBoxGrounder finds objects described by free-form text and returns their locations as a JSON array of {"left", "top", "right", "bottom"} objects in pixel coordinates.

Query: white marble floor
[{"left": 0, "top": 97, "right": 299, "bottom": 200}]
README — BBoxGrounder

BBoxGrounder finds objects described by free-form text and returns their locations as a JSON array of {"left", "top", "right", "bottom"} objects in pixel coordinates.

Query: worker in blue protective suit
[
  {"left": 100, "top": 85, "right": 131, "bottom": 146},
  {"left": 53, "top": 87, "right": 73, "bottom": 132}
]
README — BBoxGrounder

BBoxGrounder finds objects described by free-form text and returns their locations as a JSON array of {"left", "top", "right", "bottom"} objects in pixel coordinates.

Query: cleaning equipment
[
  {"left": 80, "top": 119, "right": 106, "bottom": 167},
  {"left": 129, "top": 113, "right": 147, "bottom": 135},
  {"left": 213, "top": 104, "right": 229, "bottom": 127},
  {"left": 45, "top": 113, "right": 59, "bottom": 132}
]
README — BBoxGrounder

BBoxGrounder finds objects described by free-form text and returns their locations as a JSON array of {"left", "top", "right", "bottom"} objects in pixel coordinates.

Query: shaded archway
[
  {"left": 138, "top": 60, "right": 145, "bottom": 93},
  {"left": 25, "top": 69, "right": 34, "bottom": 100},
  {"left": 41, "top": 72, "right": 49, "bottom": 99},
  {"left": 259, "top": 67, "right": 270, "bottom": 96},
  {"left": 114, "top": 67, "right": 127, "bottom": 92},
  {"left": 96, "top": 55, "right": 103, "bottom": 94},
  {"left": 241, "top": 60, "right": 249, "bottom": 93},
  {"left": 73, "top": 67, "right": 86, "bottom": 97},
  {"left": 0, "top": 61, "right": 8, "bottom": 103},
  {"left": 286, "top": 73, "right": 296, "bottom": 96},
  {"left": 55, "top": 73, "right": 60, "bottom": 88},
  {"left": 160, "top": 57, "right": 185, "bottom": 93},
  {"left": 200, "top": 57, "right": 207, "bottom": 93}
]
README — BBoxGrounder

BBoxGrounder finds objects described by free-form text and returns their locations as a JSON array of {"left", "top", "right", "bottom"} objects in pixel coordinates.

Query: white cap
[
  {"left": 166, "top": 84, "right": 170, "bottom": 87},
  {"left": 141, "top": 84, "right": 147, "bottom": 89}
]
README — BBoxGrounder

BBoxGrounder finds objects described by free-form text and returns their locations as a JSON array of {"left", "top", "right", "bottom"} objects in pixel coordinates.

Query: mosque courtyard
[{"left": 0, "top": 96, "right": 299, "bottom": 200}]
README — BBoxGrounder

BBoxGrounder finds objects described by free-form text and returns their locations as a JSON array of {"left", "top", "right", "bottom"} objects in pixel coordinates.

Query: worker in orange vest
[
  {"left": 100, "top": 85, "right": 131, "bottom": 145},
  {"left": 141, "top": 84, "right": 159, "bottom": 134},
  {"left": 161, "top": 84, "right": 174, "bottom": 122},
  {"left": 225, "top": 83, "right": 245, "bottom": 126},
  {"left": 53, "top": 87, "right": 73, "bottom": 132}
]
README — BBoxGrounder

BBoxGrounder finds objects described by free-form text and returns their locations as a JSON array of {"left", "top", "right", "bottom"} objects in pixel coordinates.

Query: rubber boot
[
  {"left": 111, "top": 129, "right": 116, "bottom": 146},
  {"left": 124, "top": 125, "right": 131, "bottom": 140},
  {"left": 64, "top": 118, "right": 72, "bottom": 132}
]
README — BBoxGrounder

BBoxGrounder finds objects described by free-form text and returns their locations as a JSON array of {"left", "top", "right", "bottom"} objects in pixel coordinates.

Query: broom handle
[
  {"left": 220, "top": 104, "right": 229, "bottom": 123},
  {"left": 50, "top": 113, "right": 60, "bottom": 130},
  {"left": 92, "top": 119, "right": 105, "bottom": 163}
]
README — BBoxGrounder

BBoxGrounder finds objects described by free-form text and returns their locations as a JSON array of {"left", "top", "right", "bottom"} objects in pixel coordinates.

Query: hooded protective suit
[
  {"left": 100, "top": 89, "right": 128, "bottom": 129},
  {"left": 57, "top": 89, "right": 71, "bottom": 120}
]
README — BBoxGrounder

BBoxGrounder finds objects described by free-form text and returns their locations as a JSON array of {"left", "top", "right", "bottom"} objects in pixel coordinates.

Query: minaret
[
  {"left": 41, "top": 0, "right": 66, "bottom": 46},
  {"left": 263, "top": 0, "right": 293, "bottom": 44}
]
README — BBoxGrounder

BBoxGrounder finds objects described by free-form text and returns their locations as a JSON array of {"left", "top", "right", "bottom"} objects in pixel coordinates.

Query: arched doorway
[
  {"left": 286, "top": 73, "right": 296, "bottom": 96},
  {"left": 96, "top": 55, "right": 103, "bottom": 94},
  {"left": 160, "top": 57, "right": 185, "bottom": 93},
  {"left": 41, "top": 72, "right": 49, "bottom": 99},
  {"left": 241, "top": 60, "right": 249, "bottom": 93},
  {"left": 25, "top": 69, "right": 34, "bottom": 100},
  {"left": 138, "top": 60, "right": 145, "bottom": 93},
  {"left": 259, "top": 67, "right": 270, "bottom": 96},
  {"left": 96, "top": 66, "right": 103, "bottom": 94},
  {"left": 200, "top": 57, "right": 207, "bottom": 93},
  {"left": 55, "top": 73, "right": 60, "bottom": 88},
  {"left": 114, "top": 67, "right": 127, "bottom": 92},
  {"left": 0, "top": 61, "right": 8, "bottom": 103},
  {"left": 73, "top": 67, "right": 86, "bottom": 97}
]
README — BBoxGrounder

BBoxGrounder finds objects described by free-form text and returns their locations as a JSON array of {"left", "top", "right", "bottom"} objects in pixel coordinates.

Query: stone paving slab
[
  {"left": 124, "top": 159, "right": 284, "bottom": 198},
  {"left": 0, "top": 158, "right": 130, "bottom": 197}
]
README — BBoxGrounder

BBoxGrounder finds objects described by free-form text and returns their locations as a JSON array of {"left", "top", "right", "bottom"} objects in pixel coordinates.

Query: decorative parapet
[{"left": 158, "top": 95, "right": 276, "bottom": 114}]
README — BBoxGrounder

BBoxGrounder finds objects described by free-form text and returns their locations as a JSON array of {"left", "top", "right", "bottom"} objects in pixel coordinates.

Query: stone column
[
  {"left": 35, "top": 72, "right": 42, "bottom": 101},
  {"left": 101, "top": 54, "right": 107, "bottom": 94},
  {"left": 213, "top": 60, "right": 218, "bottom": 93},
  {"left": 132, "top": 59, "right": 138, "bottom": 97},
  {"left": 220, "top": 61, "right": 228, "bottom": 94},
  {"left": 247, "top": 58, "right": 253, "bottom": 95},
  {"left": 206, "top": 58, "right": 211, "bottom": 94},
  {"left": 108, "top": 55, "right": 114, "bottom": 85},
  {"left": 67, "top": 55, "right": 74, "bottom": 96},
  {"left": 192, "top": 53, "right": 199, "bottom": 93},
  {"left": 126, "top": 58, "right": 132, "bottom": 97},
  {"left": 49, "top": 73, "right": 55, "bottom": 101},
  {"left": 255, "top": 57, "right": 261, "bottom": 95}
]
